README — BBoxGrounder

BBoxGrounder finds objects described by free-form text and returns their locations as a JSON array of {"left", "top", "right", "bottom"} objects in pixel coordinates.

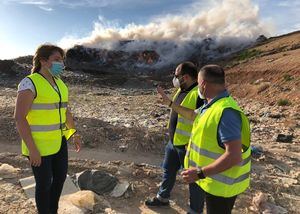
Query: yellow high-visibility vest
[
  {"left": 170, "top": 85, "right": 198, "bottom": 146},
  {"left": 20, "top": 73, "right": 75, "bottom": 156},
  {"left": 184, "top": 96, "right": 251, "bottom": 197}
]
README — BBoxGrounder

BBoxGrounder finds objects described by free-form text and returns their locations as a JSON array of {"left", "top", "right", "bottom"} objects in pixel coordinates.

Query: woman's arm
[
  {"left": 14, "top": 90, "right": 41, "bottom": 166},
  {"left": 65, "top": 108, "right": 81, "bottom": 152},
  {"left": 66, "top": 108, "right": 76, "bottom": 129},
  {"left": 157, "top": 86, "right": 197, "bottom": 121}
]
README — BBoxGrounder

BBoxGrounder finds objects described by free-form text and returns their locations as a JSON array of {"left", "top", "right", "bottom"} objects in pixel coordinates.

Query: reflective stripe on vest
[
  {"left": 189, "top": 142, "right": 251, "bottom": 166},
  {"left": 30, "top": 123, "right": 66, "bottom": 132},
  {"left": 172, "top": 86, "right": 198, "bottom": 146},
  {"left": 175, "top": 128, "right": 192, "bottom": 137},
  {"left": 31, "top": 102, "right": 68, "bottom": 110},
  {"left": 177, "top": 117, "right": 193, "bottom": 125},
  {"left": 188, "top": 159, "right": 250, "bottom": 185}
]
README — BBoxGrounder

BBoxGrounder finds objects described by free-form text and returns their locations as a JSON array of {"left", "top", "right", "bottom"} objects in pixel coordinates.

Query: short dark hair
[
  {"left": 177, "top": 61, "right": 198, "bottom": 80},
  {"left": 199, "top": 64, "right": 225, "bottom": 84}
]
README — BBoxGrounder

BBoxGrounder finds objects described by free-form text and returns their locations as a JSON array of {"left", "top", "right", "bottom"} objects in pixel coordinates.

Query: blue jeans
[{"left": 157, "top": 141, "right": 205, "bottom": 213}]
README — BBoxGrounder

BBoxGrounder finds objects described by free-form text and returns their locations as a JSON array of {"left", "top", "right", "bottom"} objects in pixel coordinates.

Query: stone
[
  {"left": 276, "top": 134, "right": 293, "bottom": 143},
  {"left": 0, "top": 163, "right": 20, "bottom": 178},
  {"left": 20, "top": 175, "right": 79, "bottom": 199},
  {"left": 110, "top": 180, "right": 130, "bottom": 198},
  {"left": 77, "top": 170, "right": 118, "bottom": 195},
  {"left": 60, "top": 190, "right": 111, "bottom": 213}
]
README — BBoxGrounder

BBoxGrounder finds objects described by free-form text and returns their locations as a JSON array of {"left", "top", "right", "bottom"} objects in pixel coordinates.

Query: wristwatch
[{"left": 196, "top": 168, "right": 206, "bottom": 179}]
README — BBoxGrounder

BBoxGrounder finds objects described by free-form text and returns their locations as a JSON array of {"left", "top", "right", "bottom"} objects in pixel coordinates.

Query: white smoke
[{"left": 59, "top": 0, "right": 274, "bottom": 66}]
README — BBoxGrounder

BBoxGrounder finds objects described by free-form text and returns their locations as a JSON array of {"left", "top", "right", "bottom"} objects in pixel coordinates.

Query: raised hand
[{"left": 157, "top": 86, "right": 171, "bottom": 106}]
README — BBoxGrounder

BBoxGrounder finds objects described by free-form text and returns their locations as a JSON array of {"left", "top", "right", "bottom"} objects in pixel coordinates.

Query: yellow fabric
[
  {"left": 20, "top": 73, "right": 73, "bottom": 156},
  {"left": 170, "top": 86, "right": 199, "bottom": 146},
  {"left": 184, "top": 96, "right": 251, "bottom": 197}
]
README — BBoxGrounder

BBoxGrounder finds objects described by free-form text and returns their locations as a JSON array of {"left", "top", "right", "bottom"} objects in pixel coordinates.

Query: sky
[{"left": 0, "top": 0, "right": 299, "bottom": 60}]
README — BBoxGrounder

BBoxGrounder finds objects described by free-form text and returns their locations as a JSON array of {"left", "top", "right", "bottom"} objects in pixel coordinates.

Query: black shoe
[{"left": 145, "top": 197, "right": 169, "bottom": 207}]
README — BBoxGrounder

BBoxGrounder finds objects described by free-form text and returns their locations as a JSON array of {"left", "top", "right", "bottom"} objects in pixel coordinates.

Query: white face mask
[
  {"left": 172, "top": 77, "right": 181, "bottom": 88},
  {"left": 198, "top": 87, "right": 205, "bottom": 99}
]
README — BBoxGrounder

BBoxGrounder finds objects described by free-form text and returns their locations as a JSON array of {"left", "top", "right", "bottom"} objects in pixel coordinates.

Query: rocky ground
[{"left": 0, "top": 31, "right": 299, "bottom": 213}]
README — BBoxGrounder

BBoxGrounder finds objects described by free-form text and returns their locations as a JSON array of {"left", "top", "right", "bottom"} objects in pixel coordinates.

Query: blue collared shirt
[{"left": 195, "top": 90, "right": 241, "bottom": 148}]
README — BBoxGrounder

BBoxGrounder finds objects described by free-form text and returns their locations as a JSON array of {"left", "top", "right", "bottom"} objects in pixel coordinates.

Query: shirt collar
[{"left": 201, "top": 90, "right": 229, "bottom": 112}]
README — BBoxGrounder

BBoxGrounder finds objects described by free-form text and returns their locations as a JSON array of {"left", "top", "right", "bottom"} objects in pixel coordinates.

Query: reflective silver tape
[
  {"left": 239, "top": 155, "right": 251, "bottom": 166},
  {"left": 177, "top": 117, "right": 193, "bottom": 125},
  {"left": 30, "top": 123, "right": 65, "bottom": 132},
  {"left": 31, "top": 102, "right": 68, "bottom": 110},
  {"left": 190, "top": 142, "right": 221, "bottom": 159},
  {"left": 175, "top": 128, "right": 192, "bottom": 137},
  {"left": 210, "top": 172, "right": 250, "bottom": 185},
  {"left": 190, "top": 142, "right": 251, "bottom": 166},
  {"left": 188, "top": 159, "right": 250, "bottom": 185}
]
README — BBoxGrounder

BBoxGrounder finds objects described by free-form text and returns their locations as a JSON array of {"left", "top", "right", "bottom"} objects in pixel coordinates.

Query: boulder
[
  {"left": 59, "top": 190, "right": 111, "bottom": 213},
  {"left": 77, "top": 170, "right": 118, "bottom": 195}
]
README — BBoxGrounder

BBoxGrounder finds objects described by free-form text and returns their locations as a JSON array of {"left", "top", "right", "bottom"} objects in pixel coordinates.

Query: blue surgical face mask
[{"left": 49, "top": 61, "right": 64, "bottom": 76}]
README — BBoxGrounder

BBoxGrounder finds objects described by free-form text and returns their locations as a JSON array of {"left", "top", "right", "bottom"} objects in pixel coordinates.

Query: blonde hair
[{"left": 31, "top": 44, "right": 64, "bottom": 74}]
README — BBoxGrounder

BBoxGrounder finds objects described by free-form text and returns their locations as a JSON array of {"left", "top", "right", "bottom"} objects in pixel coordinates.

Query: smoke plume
[{"left": 59, "top": 0, "right": 273, "bottom": 66}]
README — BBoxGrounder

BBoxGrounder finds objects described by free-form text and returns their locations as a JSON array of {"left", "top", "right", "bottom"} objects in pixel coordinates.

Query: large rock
[
  {"left": 77, "top": 170, "right": 118, "bottom": 195},
  {"left": 59, "top": 190, "right": 111, "bottom": 213}
]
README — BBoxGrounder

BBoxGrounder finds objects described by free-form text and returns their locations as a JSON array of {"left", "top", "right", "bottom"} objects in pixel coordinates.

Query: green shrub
[
  {"left": 238, "top": 49, "right": 261, "bottom": 61},
  {"left": 283, "top": 74, "right": 293, "bottom": 81},
  {"left": 277, "top": 99, "right": 291, "bottom": 106}
]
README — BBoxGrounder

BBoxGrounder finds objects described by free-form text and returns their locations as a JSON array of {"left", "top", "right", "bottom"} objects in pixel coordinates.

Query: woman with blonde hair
[{"left": 14, "top": 44, "right": 81, "bottom": 213}]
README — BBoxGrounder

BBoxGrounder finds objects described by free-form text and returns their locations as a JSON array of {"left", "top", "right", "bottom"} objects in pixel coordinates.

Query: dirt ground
[{"left": 0, "top": 31, "right": 299, "bottom": 213}]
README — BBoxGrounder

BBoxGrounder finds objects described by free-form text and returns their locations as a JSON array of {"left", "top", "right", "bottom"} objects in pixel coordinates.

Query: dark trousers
[
  {"left": 157, "top": 141, "right": 205, "bottom": 213},
  {"left": 191, "top": 184, "right": 237, "bottom": 214},
  {"left": 31, "top": 138, "right": 68, "bottom": 214},
  {"left": 205, "top": 190, "right": 237, "bottom": 214}
]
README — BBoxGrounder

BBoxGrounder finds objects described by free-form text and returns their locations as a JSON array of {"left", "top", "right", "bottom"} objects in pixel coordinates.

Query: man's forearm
[
  {"left": 170, "top": 102, "right": 197, "bottom": 121},
  {"left": 202, "top": 151, "right": 242, "bottom": 177}
]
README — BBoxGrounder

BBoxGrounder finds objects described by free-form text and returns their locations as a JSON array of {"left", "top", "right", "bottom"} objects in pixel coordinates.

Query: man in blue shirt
[{"left": 157, "top": 64, "right": 249, "bottom": 214}]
